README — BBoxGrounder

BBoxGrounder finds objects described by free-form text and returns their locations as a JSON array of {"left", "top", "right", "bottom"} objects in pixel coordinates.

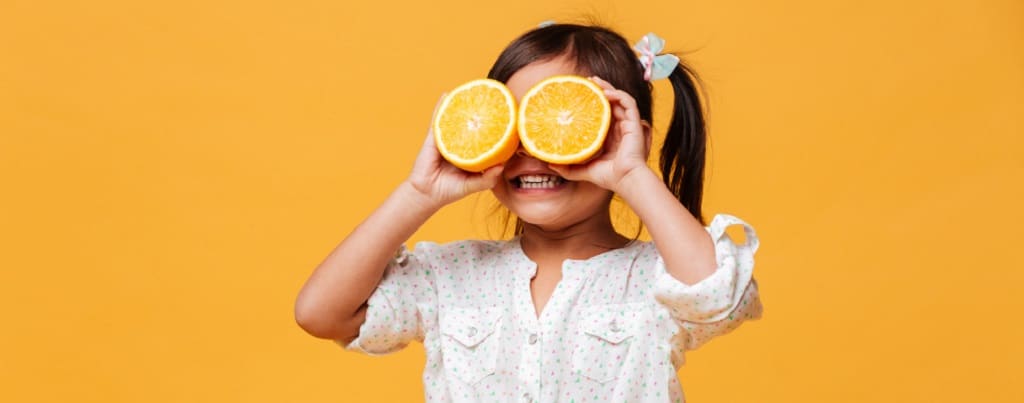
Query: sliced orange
[
  {"left": 432, "top": 79, "right": 519, "bottom": 172},
  {"left": 518, "top": 75, "right": 611, "bottom": 164}
]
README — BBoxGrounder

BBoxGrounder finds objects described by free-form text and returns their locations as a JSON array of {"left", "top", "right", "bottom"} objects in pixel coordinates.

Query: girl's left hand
[{"left": 548, "top": 76, "right": 653, "bottom": 193}]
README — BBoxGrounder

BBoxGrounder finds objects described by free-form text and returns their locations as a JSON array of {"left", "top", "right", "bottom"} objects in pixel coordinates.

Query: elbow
[
  {"left": 293, "top": 298, "right": 327, "bottom": 338},
  {"left": 294, "top": 294, "right": 362, "bottom": 341},
  {"left": 294, "top": 294, "right": 339, "bottom": 340}
]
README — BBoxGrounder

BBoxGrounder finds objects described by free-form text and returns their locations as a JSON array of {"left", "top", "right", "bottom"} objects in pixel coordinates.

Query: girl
[{"left": 295, "top": 23, "right": 762, "bottom": 402}]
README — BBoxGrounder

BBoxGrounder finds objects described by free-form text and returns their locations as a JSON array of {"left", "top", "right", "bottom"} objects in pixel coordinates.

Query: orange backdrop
[{"left": 1, "top": 0, "right": 1021, "bottom": 402}]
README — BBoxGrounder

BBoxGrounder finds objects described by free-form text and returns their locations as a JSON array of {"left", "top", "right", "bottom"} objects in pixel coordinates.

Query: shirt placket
[
  {"left": 524, "top": 260, "right": 590, "bottom": 403},
  {"left": 515, "top": 262, "right": 541, "bottom": 402},
  {"left": 538, "top": 263, "right": 587, "bottom": 403}
]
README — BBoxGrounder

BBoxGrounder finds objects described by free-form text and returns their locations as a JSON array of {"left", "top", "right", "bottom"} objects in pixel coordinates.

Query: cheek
[
  {"left": 489, "top": 185, "right": 522, "bottom": 216},
  {"left": 576, "top": 183, "right": 614, "bottom": 202},
  {"left": 571, "top": 186, "right": 616, "bottom": 215},
  {"left": 489, "top": 184, "right": 509, "bottom": 205}
]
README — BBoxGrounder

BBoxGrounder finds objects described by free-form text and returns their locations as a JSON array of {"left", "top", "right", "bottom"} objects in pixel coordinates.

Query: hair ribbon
[{"left": 634, "top": 33, "right": 680, "bottom": 81}]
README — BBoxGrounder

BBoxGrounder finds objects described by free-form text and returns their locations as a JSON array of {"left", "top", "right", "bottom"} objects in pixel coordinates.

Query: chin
[
  {"left": 507, "top": 204, "right": 570, "bottom": 228},
  {"left": 490, "top": 181, "right": 613, "bottom": 231}
]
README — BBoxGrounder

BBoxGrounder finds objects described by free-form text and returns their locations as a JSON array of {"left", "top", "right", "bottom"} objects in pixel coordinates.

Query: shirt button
[
  {"left": 528, "top": 333, "right": 538, "bottom": 344},
  {"left": 467, "top": 327, "right": 478, "bottom": 337}
]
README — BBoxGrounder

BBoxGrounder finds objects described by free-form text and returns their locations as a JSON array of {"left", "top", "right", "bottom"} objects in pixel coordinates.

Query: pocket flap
[
  {"left": 440, "top": 306, "right": 504, "bottom": 348},
  {"left": 579, "top": 303, "right": 643, "bottom": 345},
  {"left": 581, "top": 317, "right": 634, "bottom": 344}
]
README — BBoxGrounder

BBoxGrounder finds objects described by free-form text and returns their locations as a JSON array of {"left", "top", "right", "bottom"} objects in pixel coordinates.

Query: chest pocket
[
  {"left": 572, "top": 302, "right": 645, "bottom": 384},
  {"left": 439, "top": 306, "right": 504, "bottom": 385}
]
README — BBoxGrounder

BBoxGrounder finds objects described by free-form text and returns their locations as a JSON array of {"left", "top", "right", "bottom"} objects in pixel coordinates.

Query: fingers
[
  {"left": 413, "top": 126, "right": 442, "bottom": 169},
  {"left": 640, "top": 120, "right": 653, "bottom": 155},
  {"left": 590, "top": 76, "right": 614, "bottom": 90},
  {"left": 422, "top": 93, "right": 449, "bottom": 153},
  {"left": 430, "top": 92, "right": 447, "bottom": 123},
  {"left": 412, "top": 94, "right": 451, "bottom": 177},
  {"left": 423, "top": 92, "right": 447, "bottom": 145},
  {"left": 547, "top": 163, "right": 582, "bottom": 182},
  {"left": 550, "top": 162, "right": 601, "bottom": 185},
  {"left": 463, "top": 165, "right": 505, "bottom": 194},
  {"left": 590, "top": 76, "right": 642, "bottom": 127},
  {"left": 603, "top": 90, "right": 641, "bottom": 122}
]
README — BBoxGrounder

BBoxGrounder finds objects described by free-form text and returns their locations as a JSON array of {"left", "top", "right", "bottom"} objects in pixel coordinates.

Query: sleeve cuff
[
  {"left": 652, "top": 213, "right": 759, "bottom": 323},
  {"left": 336, "top": 246, "right": 418, "bottom": 355},
  {"left": 337, "top": 283, "right": 408, "bottom": 355}
]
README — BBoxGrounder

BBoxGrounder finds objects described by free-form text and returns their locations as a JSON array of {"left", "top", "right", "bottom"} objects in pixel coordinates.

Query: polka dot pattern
[{"left": 342, "top": 213, "right": 763, "bottom": 402}]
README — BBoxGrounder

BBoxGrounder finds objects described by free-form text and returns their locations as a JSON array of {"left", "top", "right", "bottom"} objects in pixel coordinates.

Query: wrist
[
  {"left": 612, "top": 165, "right": 659, "bottom": 197},
  {"left": 395, "top": 180, "right": 444, "bottom": 217}
]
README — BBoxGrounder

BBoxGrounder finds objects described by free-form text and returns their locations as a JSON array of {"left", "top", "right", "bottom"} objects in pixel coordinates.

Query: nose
[{"left": 508, "top": 145, "right": 544, "bottom": 167}]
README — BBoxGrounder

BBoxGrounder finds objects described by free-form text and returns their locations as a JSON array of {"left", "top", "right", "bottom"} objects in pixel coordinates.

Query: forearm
[
  {"left": 294, "top": 181, "right": 439, "bottom": 339},
  {"left": 617, "top": 168, "right": 717, "bottom": 285}
]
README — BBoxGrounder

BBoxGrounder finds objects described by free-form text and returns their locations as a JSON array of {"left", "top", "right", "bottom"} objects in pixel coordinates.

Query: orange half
[
  {"left": 432, "top": 79, "right": 518, "bottom": 172},
  {"left": 517, "top": 75, "right": 611, "bottom": 164}
]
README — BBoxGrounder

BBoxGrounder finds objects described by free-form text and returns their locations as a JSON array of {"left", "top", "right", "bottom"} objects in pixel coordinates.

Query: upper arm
[
  {"left": 651, "top": 214, "right": 762, "bottom": 348},
  {"left": 342, "top": 243, "right": 441, "bottom": 355}
]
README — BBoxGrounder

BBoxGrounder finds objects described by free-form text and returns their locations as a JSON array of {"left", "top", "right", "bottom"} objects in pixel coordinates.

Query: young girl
[{"left": 295, "top": 23, "right": 762, "bottom": 402}]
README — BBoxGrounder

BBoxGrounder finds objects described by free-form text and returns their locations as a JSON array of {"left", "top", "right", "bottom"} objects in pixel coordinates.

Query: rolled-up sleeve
[
  {"left": 340, "top": 243, "right": 439, "bottom": 355},
  {"left": 652, "top": 213, "right": 763, "bottom": 350}
]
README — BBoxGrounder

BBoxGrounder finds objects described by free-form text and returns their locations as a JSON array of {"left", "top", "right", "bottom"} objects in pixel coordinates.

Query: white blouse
[{"left": 342, "top": 214, "right": 762, "bottom": 402}]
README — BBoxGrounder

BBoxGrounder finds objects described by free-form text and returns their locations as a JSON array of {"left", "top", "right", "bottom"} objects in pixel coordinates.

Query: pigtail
[{"left": 659, "top": 63, "right": 707, "bottom": 225}]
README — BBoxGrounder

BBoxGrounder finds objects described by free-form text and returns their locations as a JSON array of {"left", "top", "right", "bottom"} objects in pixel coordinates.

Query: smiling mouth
[{"left": 513, "top": 174, "right": 566, "bottom": 189}]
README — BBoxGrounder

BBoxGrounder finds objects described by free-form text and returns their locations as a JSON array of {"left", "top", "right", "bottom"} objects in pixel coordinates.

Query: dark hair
[{"left": 487, "top": 23, "right": 707, "bottom": 235}]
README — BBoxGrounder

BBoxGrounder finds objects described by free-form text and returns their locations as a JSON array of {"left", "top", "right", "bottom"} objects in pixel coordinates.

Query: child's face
[{"left": 492, "top": 56, "right": 615, "bottom": 231}]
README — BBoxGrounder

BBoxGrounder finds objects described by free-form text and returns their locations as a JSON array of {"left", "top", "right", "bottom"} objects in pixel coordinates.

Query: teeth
[
  {"left": 521, "top": 175, "right": 553, "bottom": 183},
  {"left": 516, "top": 174, "right": 563, "bottom": 189}
]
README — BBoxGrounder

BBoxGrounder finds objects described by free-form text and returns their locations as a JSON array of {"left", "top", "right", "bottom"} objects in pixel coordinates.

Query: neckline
[
  {"left": 506, "top": 236, "right": 646, "bottom": 323},
  {"left": 508, "top": 235, "right": 644, "bottom": 271}
]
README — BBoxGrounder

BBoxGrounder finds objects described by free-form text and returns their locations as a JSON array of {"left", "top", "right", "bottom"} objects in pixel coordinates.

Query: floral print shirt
[{"left": 342, "top": 214, "right": 762, "bottom": 402}]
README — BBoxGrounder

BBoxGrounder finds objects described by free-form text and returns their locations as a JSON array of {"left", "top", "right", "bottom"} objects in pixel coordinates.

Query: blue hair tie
[{"left": 634, "top": 33, "right": 680, "bottom": 81}]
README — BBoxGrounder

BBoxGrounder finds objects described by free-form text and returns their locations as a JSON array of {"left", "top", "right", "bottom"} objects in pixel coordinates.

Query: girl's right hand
[{"left": 405, "top": 95, "right": 505, "bottom": 210}]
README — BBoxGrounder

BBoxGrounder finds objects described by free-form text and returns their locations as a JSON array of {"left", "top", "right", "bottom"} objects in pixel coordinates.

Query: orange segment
[
  {"left": 518, "top": 75, "right": 611, "bottom": 164},
  {"left": 433, "top": 79, "right": 519, "bottom": 172}
]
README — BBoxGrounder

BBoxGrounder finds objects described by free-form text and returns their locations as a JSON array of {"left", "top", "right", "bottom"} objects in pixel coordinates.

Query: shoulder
[
  {"left": 629, "top": 239, "right": 660, "bottom": 259},
  {"left": 408, "top": 239, "right": 517, "bottom": 267},
  {"left": 410, "top": 239, "right": 509, "bottom": 255}
]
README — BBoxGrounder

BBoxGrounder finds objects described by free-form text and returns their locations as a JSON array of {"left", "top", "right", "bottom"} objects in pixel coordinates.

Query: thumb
[
  {"left": 548, "top": 163, "right": 586, "bottom": 182},
  {"left": 463, "top": 165, "right": 505, "bottom": 194}
]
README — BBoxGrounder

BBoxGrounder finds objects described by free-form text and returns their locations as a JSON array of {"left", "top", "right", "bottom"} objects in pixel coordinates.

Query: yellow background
[{"left": 2, "top": 0, "right": 1021, "bottom": 401}]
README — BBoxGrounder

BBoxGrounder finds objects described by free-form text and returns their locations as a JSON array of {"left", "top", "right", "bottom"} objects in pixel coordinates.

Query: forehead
[{"left": 505, "top": 56, "right": 580, "bottom": 102}]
